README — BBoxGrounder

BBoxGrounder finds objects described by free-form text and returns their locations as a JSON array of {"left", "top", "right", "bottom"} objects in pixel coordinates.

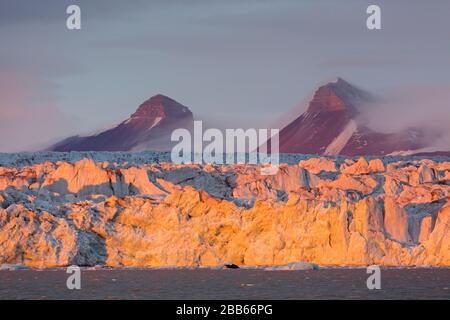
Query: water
[{"left": 0, "top": 268, "right": 449, "bottom": 300}]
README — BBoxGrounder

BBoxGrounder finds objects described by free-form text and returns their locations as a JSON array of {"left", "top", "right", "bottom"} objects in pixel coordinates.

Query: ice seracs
[{"left": 0, "top": 154, "right": 449, "bottom": 268}]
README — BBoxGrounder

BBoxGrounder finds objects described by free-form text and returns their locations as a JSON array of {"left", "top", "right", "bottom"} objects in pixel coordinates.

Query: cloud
[
  {"left": 0, "top": 72, "right": 74, "bottom": 152},
  {"left": 357, "top": 85, "right": 450, "bottom": 151},
  {"left": 317, "top": 57, "right": 410, "bottom": 69}
]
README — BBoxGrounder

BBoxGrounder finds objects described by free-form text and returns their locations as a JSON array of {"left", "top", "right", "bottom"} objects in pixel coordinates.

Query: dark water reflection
[{"left": 0, "top": 268, "right": 449, "bottom": 300}]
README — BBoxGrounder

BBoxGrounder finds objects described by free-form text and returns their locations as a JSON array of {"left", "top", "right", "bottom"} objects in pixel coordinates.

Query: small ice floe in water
[
  {"left": 0, "top": 264, "right": 28, "bottom": 271},
  {"left": 265, "top": 262, "right": 320, "bottom": 271}
]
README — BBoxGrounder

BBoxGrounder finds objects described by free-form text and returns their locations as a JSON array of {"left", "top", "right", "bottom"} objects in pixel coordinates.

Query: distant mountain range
[{"left": 49, "top": 78, "right": 450, "bottom": 156}]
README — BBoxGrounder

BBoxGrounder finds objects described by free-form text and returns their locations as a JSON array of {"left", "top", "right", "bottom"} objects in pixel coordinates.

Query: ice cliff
[{"left": 0, "top": 154, "right": 449, "bottom": 268}]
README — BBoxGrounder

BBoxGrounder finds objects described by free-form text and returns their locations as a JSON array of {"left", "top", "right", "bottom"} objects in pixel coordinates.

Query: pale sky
[{"left": 1, "top": 0, "right": 450, "bottom": 151}]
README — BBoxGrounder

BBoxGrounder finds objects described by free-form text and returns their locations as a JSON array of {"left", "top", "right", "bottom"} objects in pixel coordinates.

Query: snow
[
  {"left": 113, "top": 116, "right": 162, "bottom": 129},
  {"left": 123, "top": 117, "right": 135, "bottom": 125},
  {"left": 264, "top": 262, "right": 319, "bottom": 271},
  {"left": 324, "top": 120, "right": 357, "bottom": 155},
  {"left": 388, "top": 150, "right": 417, "bottom": 156},
  {"left": 388, "top": 146, "right": 445, "bottom": 156},
  {"left": 148, "top": 117, "right": 162, "bottom": 130},
  {"left": 0, "top": 264, "right": 28, "bottom": 270}
]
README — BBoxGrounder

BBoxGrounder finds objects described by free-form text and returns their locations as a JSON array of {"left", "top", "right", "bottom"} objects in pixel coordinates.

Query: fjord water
[{"left": 0, "top": 269, "right": 449, "bottom": 300}]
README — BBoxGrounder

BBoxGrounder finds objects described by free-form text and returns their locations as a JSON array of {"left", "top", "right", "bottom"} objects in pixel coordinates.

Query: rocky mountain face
[
  {"left": 0, "top": 155, "right": 449, "bottom": 267},
  {"left": 49, "top": 79, "right": 447, "bottom": 156},
  {"left": 50, "top": 94, "right": 193, "bottom": 152},
  {"left": 278, "top": 78, "right": 430, "bottom": 156}
]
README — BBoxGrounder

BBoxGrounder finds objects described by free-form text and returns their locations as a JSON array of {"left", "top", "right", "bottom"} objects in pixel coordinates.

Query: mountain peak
[
  {"left": 332, "top": 77, "right": 348, "bottom": 85},
  {"left": 144, "top": 93, "right": 175, "bottom": 105},
  {"left": 131, "top": 94, "right": 192, "bottom": 119},
  {"left": 50, "top": 94, "right": 193, "bottom": 152},
  {"left": 277, "top": 78, "right": 429, "bottom": 156},
  {"left": 307, "top": 78, "right": 371, "bottom": 114}
]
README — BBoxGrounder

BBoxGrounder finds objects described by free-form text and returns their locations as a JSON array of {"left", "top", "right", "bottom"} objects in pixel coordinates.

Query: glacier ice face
[{"left": 0, "top": 153, "right": 449, "bottom": 268}]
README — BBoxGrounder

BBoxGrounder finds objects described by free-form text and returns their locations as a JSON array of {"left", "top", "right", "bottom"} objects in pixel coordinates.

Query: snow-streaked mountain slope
[
  {"left": 277, "top": 78, "right": 431, "bottom": 156},
  {"left": 50, "top": 94, "right": 193, "bottom": 152}
]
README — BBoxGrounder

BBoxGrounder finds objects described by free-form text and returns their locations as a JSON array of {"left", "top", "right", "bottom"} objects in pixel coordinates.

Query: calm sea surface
[{"left": 0, "top": 268, "right": 449, "bottom": 300}]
